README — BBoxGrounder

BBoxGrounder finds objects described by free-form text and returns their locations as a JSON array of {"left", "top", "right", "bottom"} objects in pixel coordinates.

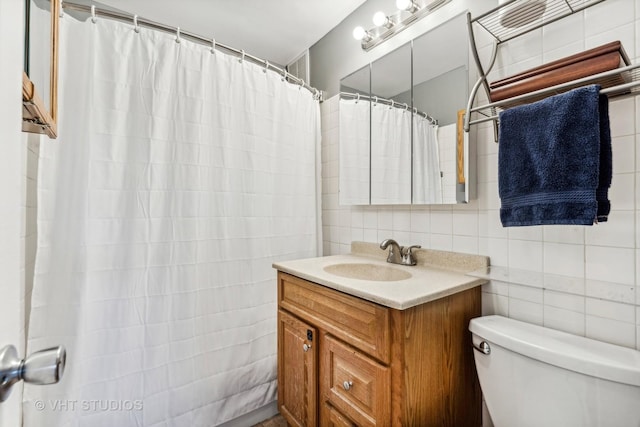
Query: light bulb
[
  {"left": 396, "top": 0, "right": 419, "bottom": 12},
  {"left": 352, "top": 26, "right": 366, "bottom": 40},
  {"left": 396, "top": 0, "right": 411, "bottom": 10},
  {"left": 373, "top": 11, "right": 387, "bottom": 26}
]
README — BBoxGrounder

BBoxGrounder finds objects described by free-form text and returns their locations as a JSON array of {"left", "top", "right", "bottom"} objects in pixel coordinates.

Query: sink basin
[{"left": 323, "top": 263, "right": 412, "bottom": 282}]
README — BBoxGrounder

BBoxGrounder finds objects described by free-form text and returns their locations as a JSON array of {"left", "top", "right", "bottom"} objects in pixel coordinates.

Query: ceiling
[{"left": 86, "top": 0, "right": 367, "bottom": 66}]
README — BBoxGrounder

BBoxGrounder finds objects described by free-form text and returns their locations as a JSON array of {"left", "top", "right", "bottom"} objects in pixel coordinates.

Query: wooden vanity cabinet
[
  {"left": 278, "top": 310, "right": 318, "bottom": 427},
  {"left": 277, "top": 271, "right": 482, "bottom": 427},
  {"left": 322, "top": 402, "right": 357, "bottom": 427}
]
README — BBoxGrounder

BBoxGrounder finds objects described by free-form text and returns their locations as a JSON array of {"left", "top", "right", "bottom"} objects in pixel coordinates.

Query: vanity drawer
[
  {"left": 278, "top": 272, "right": 390, "bottom": 363},
  {"left": 321, "top": 402, "right": 357, "bottom": 427},
  {"left": 321, "top": 334, "right": 391, "bottom": 427}
]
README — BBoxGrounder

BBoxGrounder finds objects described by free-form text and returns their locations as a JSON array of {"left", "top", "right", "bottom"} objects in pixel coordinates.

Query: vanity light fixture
[
  {"left": 354, "top": 0, "right": 451, "bottom": 51},
  {"left": 372, "top": 11, "right": 395, "bottom": 29},
  {"left": 352, "top": 26, "right": 373, "bottom": 42},
  {"left": 396, "top": 0, "right": 420, "bottom": 13}
]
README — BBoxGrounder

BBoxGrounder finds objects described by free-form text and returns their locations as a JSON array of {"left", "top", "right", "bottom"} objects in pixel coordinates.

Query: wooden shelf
[
  {"left": 488, "top": 41, "right": 630, "bottom": 106},
  {"left": 22, "top": 72, "right": 57, "bottom": 139}
]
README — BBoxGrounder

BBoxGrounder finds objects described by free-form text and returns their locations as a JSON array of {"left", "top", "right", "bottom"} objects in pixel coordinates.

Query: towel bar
[{"left": 467, "top": 64, "right": 640, "bottom": 128}]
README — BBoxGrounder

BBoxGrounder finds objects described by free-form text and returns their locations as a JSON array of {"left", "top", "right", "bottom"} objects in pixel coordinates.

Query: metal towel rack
[{"left": 463, "top": 0, "right": 640, "bottom": 135}]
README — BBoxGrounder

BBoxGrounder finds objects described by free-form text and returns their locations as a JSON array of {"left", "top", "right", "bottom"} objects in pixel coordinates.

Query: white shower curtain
[
  {"left": 413, "top": 116, "right": 442, "bottom": 204},
  {"left": 25, "top": 16, "right": 321, "bottom": 427},
  {"left": 370, "top": 103, "right": 411, "bottom": 204},
  {"left": 339, "top": 98, "right": 370, "bottom": 205}
]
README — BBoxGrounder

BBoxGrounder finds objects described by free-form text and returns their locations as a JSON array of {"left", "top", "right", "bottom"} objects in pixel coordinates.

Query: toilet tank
[{"left": 469, "top": 315, "right": 640, "bottom": 427}]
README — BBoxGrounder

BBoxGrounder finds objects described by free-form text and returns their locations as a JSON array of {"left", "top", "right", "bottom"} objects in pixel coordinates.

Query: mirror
[
  {"left": 22, "top": 0, "right": 59, "bottom": 138},
  {"left": 338, "top": 12, "right": 470, "bottom": 205},
  {"left": 339, "top": 65, "right": 371, "bottom": 205},
  {"left": 412, "top": 12, "right": 469, "bottom": 204},
  {"left": 370, "top": 42, "right": 412, "bottom": 205}
]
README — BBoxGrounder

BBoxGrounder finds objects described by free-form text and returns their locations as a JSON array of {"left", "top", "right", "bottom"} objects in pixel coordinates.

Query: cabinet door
[
  {"left": 278, "top": 309, "right": 317, "bottom": 427},
  {"left": 322, "top": 402, "right": 357, "bottom": 427},
  {"left": 321, "top": 334, "right": 390, "bottom": 427}
]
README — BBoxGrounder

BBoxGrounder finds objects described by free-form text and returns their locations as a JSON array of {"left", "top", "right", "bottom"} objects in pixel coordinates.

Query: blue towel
[
  {"left": 498, "top": 85, "right": 612, "bottom": 226},
  {"left": 596, "top": 94, "right": 612, "bottom": 222}
]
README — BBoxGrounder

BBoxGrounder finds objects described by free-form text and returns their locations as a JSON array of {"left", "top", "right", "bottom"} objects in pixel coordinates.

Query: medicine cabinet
[
  {"left": 22, "top": 0, "right": 59, "bottom": 139},
  {"left": 338, "top": 12, "right": 471, "bottom": 205}
]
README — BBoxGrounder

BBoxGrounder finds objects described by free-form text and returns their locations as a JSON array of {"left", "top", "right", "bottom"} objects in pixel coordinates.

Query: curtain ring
[
  {"left": 281, "top": 70, "right": 288, "bottom": 82},
  {"left": 263, "top": 60, "right": 269, "bottom": 73},
  {"left": 175, "top": 27, "right": 181, "bottom": 43},
  {"left": 373, "top": 96, "right": 378, "bottom": 105},
  {"left": 403, "top": 103, "right": 409, "bottom": 112},
  {"left": 59, "top": 0, "right": 64, "bottom": 18},
  {"left": 355, "top": 93, "right": 360, "bottom": 103},
  {"left": 133, "top": 15, "right": 140, "bottom": 33},
  {"left": 390, "top": 100, "right": 395, "bottom": 109},
  {"left": 239, "top": 50, "right": 245, "bottom": 63},
  {"left": 90, "top": 5, "right": 97, "bottom": 23},
  {"left": 210, "top": 38, "right": 216, "bottom": 54},
  {"left": 299, "top": 78, "right": 304, "bottom": 90}
]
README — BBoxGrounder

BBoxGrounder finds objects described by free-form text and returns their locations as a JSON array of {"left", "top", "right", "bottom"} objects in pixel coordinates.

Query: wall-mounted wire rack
[{"left": 463, "top": 0, "right": 640, "bottom": 136}]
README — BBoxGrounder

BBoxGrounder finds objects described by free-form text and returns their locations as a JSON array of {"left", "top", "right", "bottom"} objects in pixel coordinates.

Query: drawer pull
[
  {"left": 342, "top": 380, "right": 353, "bottom": 391},
  {"left": 303, "top": 343, "right": 311, "bottom": 352}
]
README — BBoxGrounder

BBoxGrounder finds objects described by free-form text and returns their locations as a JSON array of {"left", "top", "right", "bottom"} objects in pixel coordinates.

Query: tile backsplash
[{"left": 320, "top": 0, "right": 639, "bottom": 351}]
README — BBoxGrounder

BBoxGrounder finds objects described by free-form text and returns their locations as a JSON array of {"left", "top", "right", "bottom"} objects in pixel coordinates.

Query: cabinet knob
[
  {"left": 342, "top": 381, "right": 353, "bottom": 391},
  {"left": 303, "top": 343, "right": 311, "bottom": 352}
]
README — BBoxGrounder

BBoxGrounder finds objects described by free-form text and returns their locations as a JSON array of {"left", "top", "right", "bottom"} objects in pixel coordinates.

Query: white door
[{"left": 0, "top": 0, "right": 27, "bottom": 425}]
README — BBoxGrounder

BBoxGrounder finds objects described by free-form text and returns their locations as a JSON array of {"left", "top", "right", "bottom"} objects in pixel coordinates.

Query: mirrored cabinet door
[
  {"left": 370, "top": 42, "right": 412, "bottom": 205},
  {"left": 337, "top": 11, "right": 472, "bottom": 206},
  {"left": 339, "top": 65, "right": 371, "bottom": 205},
  {"left": 412, "top": 12, "right": 469, "bottom": 204}
]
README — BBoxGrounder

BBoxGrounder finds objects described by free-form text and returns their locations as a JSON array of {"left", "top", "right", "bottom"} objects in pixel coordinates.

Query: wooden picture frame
[{"left": 22, "top": 0, "right": 59, "bottom": 139}]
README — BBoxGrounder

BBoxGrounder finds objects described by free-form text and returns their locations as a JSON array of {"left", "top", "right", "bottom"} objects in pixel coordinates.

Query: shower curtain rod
[
  {"left": 340, "top": 91, "right": 438, "bottom": 125},
  {"left": 60, "top": 1, "right": 322, "bottom": 100}
]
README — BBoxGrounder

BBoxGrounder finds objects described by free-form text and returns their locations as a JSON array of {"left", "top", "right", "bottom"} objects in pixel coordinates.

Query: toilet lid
[{"left": 470, "top": 315, "right": 640, "bottom": 387}]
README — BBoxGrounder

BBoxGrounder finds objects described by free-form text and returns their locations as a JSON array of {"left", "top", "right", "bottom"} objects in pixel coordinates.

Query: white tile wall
[
  {"left": 543, "top": 242, "right": 584, "bottom": 277},
  {"left": 544, "top": 305, "right": 586, "bottom": 336},
  {"left": 321, "top": 0, "right": 640, "bottom": 351}
]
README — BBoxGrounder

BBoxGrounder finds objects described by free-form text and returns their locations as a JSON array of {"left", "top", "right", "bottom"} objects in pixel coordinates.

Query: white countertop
[{"left": 273, "top": 252, "right": 488, "bottom": 310}]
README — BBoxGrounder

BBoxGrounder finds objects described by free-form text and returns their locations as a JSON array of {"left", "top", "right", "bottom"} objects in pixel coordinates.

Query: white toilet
[{"left": 469, "top": 315, "right": 640, "bottom": 427}]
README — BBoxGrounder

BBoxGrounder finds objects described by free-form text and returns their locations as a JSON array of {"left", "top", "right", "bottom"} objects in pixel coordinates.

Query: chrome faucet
[
  {"left": 380, "top": 239, "right": 402, "bottom": 264},
  {"left": 380, "top": 239, "right": 421, "bottom": 266}
]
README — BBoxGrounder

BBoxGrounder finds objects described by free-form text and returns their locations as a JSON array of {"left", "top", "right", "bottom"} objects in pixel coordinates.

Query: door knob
[{"left": 0, "top": 345, "right": 66, "bottom": 402}]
